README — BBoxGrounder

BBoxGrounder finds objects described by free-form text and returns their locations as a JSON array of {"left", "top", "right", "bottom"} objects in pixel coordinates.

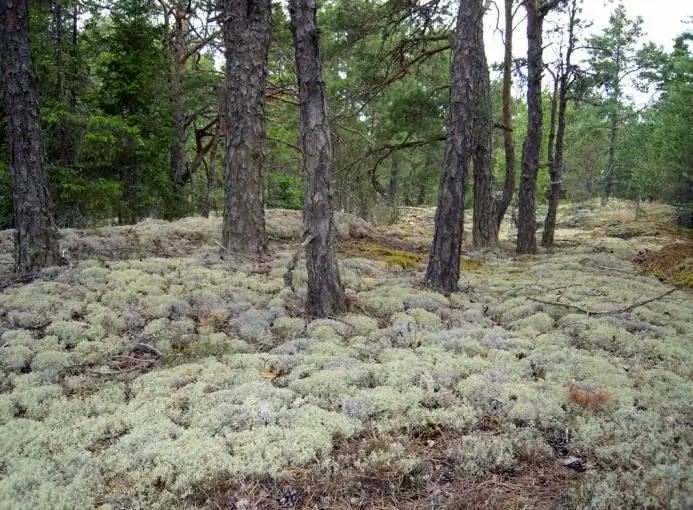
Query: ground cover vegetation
[
  {"left": 1, "top": 0, "right": 692, "bottom": 507},
  {"left": 0, "top": 201, "right": 691, "bottom": 509}
]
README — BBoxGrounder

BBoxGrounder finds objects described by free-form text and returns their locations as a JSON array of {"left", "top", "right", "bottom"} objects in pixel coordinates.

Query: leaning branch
[
  {"left": 283, "top": 235, "right": 314, "bottom": 292},
  {"left": 526, "top": 287, "right": 680, "bottom": 317}
]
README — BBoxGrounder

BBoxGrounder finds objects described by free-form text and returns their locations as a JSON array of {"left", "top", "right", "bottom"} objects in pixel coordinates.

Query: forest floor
[{"left": 0, "top": 199, "right": 691, "bottom": 509}]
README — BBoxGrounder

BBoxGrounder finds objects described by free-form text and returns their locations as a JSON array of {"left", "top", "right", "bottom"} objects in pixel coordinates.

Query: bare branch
[{"left": 526, "top": 287, "right": 680, "bottom": 317}]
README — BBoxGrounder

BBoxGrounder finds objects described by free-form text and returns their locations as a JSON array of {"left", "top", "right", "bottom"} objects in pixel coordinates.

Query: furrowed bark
[
  {"left": 1, "top": 0, "right": 61, "bottom": 272},
  {"left": 289, "top": 0, "right": 347, "bottom": 317},
  {"left": 222, "top": 0, "right": 271, "bottom": 254}
]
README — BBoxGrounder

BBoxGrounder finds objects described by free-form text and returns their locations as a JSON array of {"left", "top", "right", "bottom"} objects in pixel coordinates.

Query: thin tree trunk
[
  {"left": 470, "top": 0, "right": 497, "bottom": 248},
  {"left": 54, "top": 1, "right": 63, "bottom": 98},
  {"left": 202, "top": 140, "right": 218, "bottom": 218},
  {"left": 222, "top": 0, "right": 271, "bottom": 254},
  {"left": 495, "top": 0, "right": 516, "bottom": 230},
  {"left": 289, "top": 0, "right": 347, "bottom": 317},
  {"left": 539, "top": 72, "right": 558, "bottom": 247},
  {"left": 166, "top": 0, "right": 190, "bottom": 219},
  {"left": 601, "top": 110, "right": 617, "bottom": 205},
  {"left": 389, "top": 151, "right": 400, "bottom": 222},
  {"left": 542, "top": 0, "right": 577, "bottom": 248},
  {"left": 69, "top": 7, "right": 77, "bottom": 110},
  {"left": 516, "top": 0, "right": 547, "bottom": 254},
  {"left": 1, "top": 0, "right": 61, "bottom": 272},
  {"left": 425, "top": 0, "right": 482, "bottom": 291}
]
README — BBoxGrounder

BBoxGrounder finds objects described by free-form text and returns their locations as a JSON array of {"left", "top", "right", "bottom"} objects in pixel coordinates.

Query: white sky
[{"left": 482, "top": 0, "right": 692, "bottom": 103}]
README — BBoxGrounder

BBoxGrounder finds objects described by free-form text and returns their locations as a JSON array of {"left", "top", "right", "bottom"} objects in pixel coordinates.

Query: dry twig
[{"left": 527, "top": 287, "right": 680, "bottom": 317}]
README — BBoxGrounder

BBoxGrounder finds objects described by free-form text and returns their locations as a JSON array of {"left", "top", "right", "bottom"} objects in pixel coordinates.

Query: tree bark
[
  {"left": 516, "top": 0, "right": 548, "bottom": 254},
  {"left": 601, "top": 110, "right": 617, "bottom": 205},
  {"left": 470, "top": 0, "right": 497, "bottom": 248},
  {"left": 541, "top": 73, "right": 559, "bottom": 247},
  {"left": 170, "top": 0, "right": 188, "bottom": 182},
  {"left": 222, "top": 0, "right": 271, "bottom": 254},
  {"left": 495, "top": 0, "right": 516, "bottom": 231},
  {"left": 289, "top": 0, "right": 347, "bottom": 317},
  {"left": 202, "top": 140, "right": 218, "bottom": 218},
  {"left": 388, "top": 151, "right": 400, "bottom": 222},
  {"left": 1, "top": 0, "right": 61, "bottom": 273},
  {"left": 542, "top": 0, "right": 577, "bottom": 248},
  {"left": 425, "top": 0, "right": 482, "bottom": 291}
]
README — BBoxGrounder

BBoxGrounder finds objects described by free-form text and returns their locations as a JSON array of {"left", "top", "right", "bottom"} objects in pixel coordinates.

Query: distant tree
[
  {"left": 495, "top": 0, "right": 517, "bottom": 230},
  {"left": 158, "top": 0, "right": 221, "bottom": 218},
  {"left": 426, "top": 0, "right": 488, "bottom": 290},
  {"left": 586, "top": 2, "right": 650, "bottom": 205},
  {"left": 221, "top": 0, "right": 271, "bottom": 254},
  {"left": 201, "top": 140, "right": 218, "bottom": 218},
  {"left": 470, "top": 0, "right": 497, "bottom": 248},
  {"left": 516, "top": 0, "right": 563, "bottom": 254},
  {"left": 542, "top": 0, "right": 579, "bottom": 248},
  {"left": 289, "top": 0, "right": 347, "bottom": 317},
  {"left": 1, "top": 0, "right": 61, "bottom": 272}
]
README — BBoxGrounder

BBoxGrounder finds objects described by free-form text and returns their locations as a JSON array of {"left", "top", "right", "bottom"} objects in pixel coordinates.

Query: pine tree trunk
[
  {"left": 541, "top": 76, "right": 560, "bottom": 248},
  {"left": 166, "top": 1, "right": 190, "bottom": 219},
  {"left": 388, "top": 151, "right": 400, "bottom": 222},
  {"left": 171, "top": 1, "right": 188, "bottom": 182},
  {"left": 601, "top": 111, "right": 618, "bottom": 205},
  {"left": 202, "top": 141, "right": 217, "bottom": 218},
  {"left": 289, "top": 0, "right": 347, "bottom": 317},
  {"left": 470, "top": 0, "right": 497, "bottom": 248},
  {"left": 425, "top": 0, "right": 481, "bottom": 291},
  {"left": 542, "top": 0, "right": 577, "bottom": 248},
  {"left": 516, "top": 0, "right": 546, "bottom": 254},
  {"left": 1, "top": 0, "right": 61, "bottom": 273},
  {"left": 495, "top": 0, "right": 516, "bottom": 231},
  {"left": 222, "top": 0, "right": 271, "bottom": 254}
]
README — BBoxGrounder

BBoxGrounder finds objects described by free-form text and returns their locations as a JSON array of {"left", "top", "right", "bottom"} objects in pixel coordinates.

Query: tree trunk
[
  {"left": 171, "top": 1, "right": 188, "bottom": 182},
  {"left": 542, "top": 0, "right": 577, "bottom": 248},
  {"left": 388, "top": 151, "right": 399, "bottom": 222},
  {"left": 289, "top": 0, "right": 347, "bottom": 317},
  {"left": 202, "top": 140, "right": 218, "bottom": 218},
  {"left": 165, "top": 1, "right": 190, "bottom": 219},
  {"left": 54, "top": 1, "right": 63, "bottom": 98},
  {"left": 470, "top": 0, "right": 497, "bottom": 248},
  {"left": 541, "top": 75, "right": 560, "bottom": 248},
  {"left": 601, "top": 110, "right": 618, "bottom": 205},
  {"left": 516, "top": 0, "right": 547, "bottom": 254},
  {"left": 425, "top": 0, "right": 482, "bottom": 291},
  {"left": 222, "top": 0, "right": 271, "bottom": 254},
  {"left": 495, "top": 0, "right": 516, "bottom": 231},
  {"left": 1, "top": 0, "right": 61, "bottom": 272}
]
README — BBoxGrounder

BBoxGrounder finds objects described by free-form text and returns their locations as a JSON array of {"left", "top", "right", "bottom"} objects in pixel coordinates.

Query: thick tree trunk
[
  {"left": 425, "top": 0, "right": 481, "bottom": 291},
  {"left": 1, "top": 0, "right": 61, "bottom": 273},
  {"left": 542, "top": 0, "right": 577, "bottom": 248},
  {"left": 601, "top": 111, "right": 617, "bottom": 205},
  {"left": 470, "top": 0, "right": 497, "bottom": 248},
  {"left": 516, "top": 0, "right": 546, "bottom": 254},
  {"left": 289, "top": 0, "right": 347, "bottom": 317},
  {"left": 202, "top": 140, "right": 217, "bottom": 218},
  {"left": 495, "top": 0, "right": 516, "bottom": 231},
  {"left": 222, "top": 0, "right": 271, "bottom": 254}
]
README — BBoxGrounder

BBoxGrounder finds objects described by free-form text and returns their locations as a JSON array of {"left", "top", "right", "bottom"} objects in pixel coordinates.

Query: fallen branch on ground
[{"left": 527, "top": 287, "right": 680, "bottom": 317}]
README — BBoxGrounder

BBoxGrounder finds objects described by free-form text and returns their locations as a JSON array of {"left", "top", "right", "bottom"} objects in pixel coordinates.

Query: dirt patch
[
  {"left": 185, "top": 427, "right": 583, "bottom": 510},
  {"left": 636, "top": 240, "right": 693, "bottom": 288}
]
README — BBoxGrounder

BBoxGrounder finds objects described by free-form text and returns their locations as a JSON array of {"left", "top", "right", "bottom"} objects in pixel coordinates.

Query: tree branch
[{"left": 526, "top": 287, "right": 680, "bottom": 317}]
